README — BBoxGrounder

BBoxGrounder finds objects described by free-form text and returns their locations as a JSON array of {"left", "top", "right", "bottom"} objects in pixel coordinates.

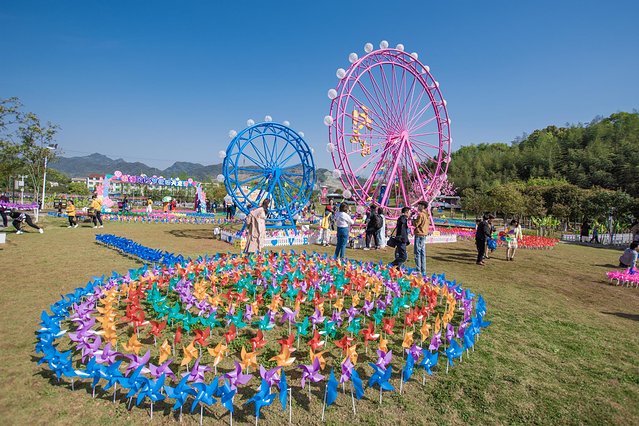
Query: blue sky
[{"left": 1, "top": 0, "right": 637, "bottom": 170}]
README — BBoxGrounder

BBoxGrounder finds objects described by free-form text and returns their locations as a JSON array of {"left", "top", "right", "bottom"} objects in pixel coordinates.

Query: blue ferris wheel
[{"left": 222, "top": 118, "right": 316, "bottom": 228}]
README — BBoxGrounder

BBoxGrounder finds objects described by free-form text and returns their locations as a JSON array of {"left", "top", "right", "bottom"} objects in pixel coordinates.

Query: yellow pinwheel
[
  {"left": 207, "top": 341, "right": 228, "bottom": 367},
  {"left": 122, "top": 333, "right": 142, "bottom": 355}
]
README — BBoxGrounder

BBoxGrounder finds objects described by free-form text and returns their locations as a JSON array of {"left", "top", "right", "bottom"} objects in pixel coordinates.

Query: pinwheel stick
[
  {"left": 321, "top": 385, "right": 328, "bottom": 421},
  {"left": 289, "top": 388, "right": 292, "bottom": 425},
  {"left": 400, "top": 376, "right": 404, "bottom": 394},
  {"left": 200, "top": 405, "right": 203, "bottom": 426},
  {"left": 379, "top": 386, "right": 382, "bottom": 405},
  {"left": 113, "top": 383, "right": 117, "bottom": 403},
  {"left": 71, "top": 379, "right": 74, "bottom": 391},
  {"left": 350, "top": 383, "right": 356, "bottom": 415},
  {"left": 151, "top": 402, "right": 154, "bottom": 420},
  {"left": 422, "top": 371, "right": 426, "bottom": 386}
]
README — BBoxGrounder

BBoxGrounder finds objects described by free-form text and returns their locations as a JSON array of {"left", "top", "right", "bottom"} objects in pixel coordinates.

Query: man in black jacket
[
  {"left": 364, "top": 204, "right": 380, "bottom": 250},
  {"left": 476, "top": 214, "right": 493, "bottom": 265},
  {"left": 390, "top": 207, "right": 410, "bottom": 268}
]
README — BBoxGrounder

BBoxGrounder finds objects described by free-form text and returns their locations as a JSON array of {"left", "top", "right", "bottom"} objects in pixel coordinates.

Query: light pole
[{"left": 41, "top": 144, "right": 58, "bottom": 210}]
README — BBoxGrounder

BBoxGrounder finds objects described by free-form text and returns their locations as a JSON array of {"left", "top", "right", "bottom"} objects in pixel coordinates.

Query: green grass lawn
[{"left": 1, "top": 216, "right": 638, "bottom": 425}]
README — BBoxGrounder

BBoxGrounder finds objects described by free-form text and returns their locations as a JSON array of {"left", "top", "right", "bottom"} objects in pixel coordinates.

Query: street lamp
[{"left": 41, "top": 144, "right": 58, "bottom": 210}]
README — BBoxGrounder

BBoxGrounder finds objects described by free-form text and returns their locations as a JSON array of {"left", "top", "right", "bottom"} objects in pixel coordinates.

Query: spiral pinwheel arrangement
[
  {"left": 606, "top": 268, "right": 639, "bottom": 287},
  {"left": 36, "top": 236, "right": 490, "bottom": 423}
]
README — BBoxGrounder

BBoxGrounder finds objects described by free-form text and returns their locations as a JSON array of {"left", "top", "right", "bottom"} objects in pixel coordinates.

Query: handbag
[{"left": 387, "top": 236, "right": 399, "bottom": 248}]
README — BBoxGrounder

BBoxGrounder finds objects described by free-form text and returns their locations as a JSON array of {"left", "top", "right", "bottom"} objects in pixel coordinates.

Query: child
[
  {"left": 66, "top": 200, "right": 78, "bottom": 228},
  {"left": 10, "top": 208, "right": 43, "bottom": 234},
  {"left": 506, "top": 219, "right": 523, "bottom": 261},
  {"left": 319, "top": 209, "right": 333, "bottom": 246},
  {"left": 90, "top": 195, "right": 103, "bottom": 228}
]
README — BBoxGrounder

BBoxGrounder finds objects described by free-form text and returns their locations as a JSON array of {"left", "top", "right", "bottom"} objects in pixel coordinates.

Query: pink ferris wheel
[{"left": 324, "top": 40, "right": 452, "bottom": 220}]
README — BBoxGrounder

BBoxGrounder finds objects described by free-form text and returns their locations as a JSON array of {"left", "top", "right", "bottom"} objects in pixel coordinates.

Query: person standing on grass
[
  {"left": 0, "top": 194, "right": 9, "bottom": 228},
  {"left": 506, "top": 219, "right": 522, "bottom": 261},
  {"left": 90, "top": 195, "right": 103, "bottom": 228},
  {"left": 412, "top": 201, "right": 430, "bottom": 275},
  {"left": 244, "top": 199, "right": 270, "bottom": 254},
  {"left": 377, "top": 207, "right": 387, "bottom": 249},
  {"left": 619, "top": 242, "right": 639, "bottom": 268},
  {"left": 66, "top": 200, "right": 78, "bottom": 228},
  {"left": 390, "top": 207, "right": 410, "bottom": 268},
  {"left": 364, "top": 204, "right": 380, "bottom": 250},
  {"left": 10, "top": 208, "right": 43, "bottom": 234},
  {"left": 318, "top": 209, "right": 333, "bottom": 246},
  {"left": 580, "top": 219, "right": 590, "bottom": 243},
  {"left": 476, "top": 214, "right": 493, "bottom": 265},
  {"left": 334, "top": 203, "right": 354, "bottom": 259},
  {"left": 146, "top": 198, "right": 153, "bottom": 214}
]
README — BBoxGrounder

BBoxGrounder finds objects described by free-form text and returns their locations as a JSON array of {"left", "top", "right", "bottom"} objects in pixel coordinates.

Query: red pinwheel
[
  {"left": 335, "top": 335, "right": 354, "bottom": 354},
  {"left": 174, "top": 325, "right": 183, "bottom": 345},
  {"left": 224, "top": 323, "right": 237, "bottom": 344},
  {"left": 404, "top": 311, "right": 417, "bottom": 328},
  {"left": 382, "top": 318, "right": 395, "bottom": 335},
  {"left": 149, "top": 320, "right": 167, "bottom": 338},
  {"left": 308, "top": 329, "right": 325, "bottom": 352},
  {"left": 278, "top": 332, "right": 296, "bottom": 352},
  {"left": 361, "top": 321, "right": 380, "bottom": 347},
  {"left": 250, "top": 330, "right": 266, "bottom": 351},
  {"left": 193, "top": 326, "right": 210, "bottom": 347}
]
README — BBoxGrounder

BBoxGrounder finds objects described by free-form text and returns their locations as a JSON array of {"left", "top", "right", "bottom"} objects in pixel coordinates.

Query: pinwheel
[
  {"left": 367, "top": 363, "right": 395, "bottom": 404},
  {"left": 429, "top": 332, "right": 442, "bottom": 352},
  {"left": 135, "top": 374, "right": 166, "bottom": 418},
  {"left": 122, "top": 334, "right": 142, "bottom": 355},
  {"left": 309, "top": 348, "right": 329, "bottom": 370},
  {"left": 340, "top": 357, "right": 354, "bottom": 384},
  {"left": 224, "top": 361, "right": 253, "bottom": 391},
  {"left": 277, "top": 332, "right": 296, "bottom": 352},
  {"left": 207, "top": 341, "right": 228, "bottom": 373},
  {"left": 254, "top": 312, "right": 275, "bottom": 331},
  {"left": 308, "top": 329, "right": 326, "bottom": 352},
  {"left": 148, "top": 320, "right": 167, "bottom": 340},
  {"left": 378, "top": 335, "right": 389, "bottom": 353},
  {"left": 270, "top": 346, "right": 296, "bottom": 368},
  {"left": 181, "top": 341, "right": 199, "bottom": 367},
  {"left": 310, "top": 308, "right": 325, "bottom": 329},
  {"left": 344, "top": 344, "right": 359, "bottom": 364},
  {"left": 249, "top": 330, "right": 266, "bottom": 351},
  {"left": 95, "top": 342, "right": 120, "bottom": 365},
  {"left": 295, "top": 317, "right": 310, "bottom": 338},
  {"left": 299, "top": 357, "right": 325, "bottom": 390},
  {"left": 420, "top": 321, "right": 431, "bottom": 343},
  {"left": 402, "top": 330, "right": 414, "bottom": 351},
  {"left": 445, "top": 323, "right": 455, "bottom": 343},
  {"left": 215, "top": 378, "right": 237, "bottom": 415},
  {"left": 182, "top": 357, "right": 211, "bottom": 383},
  {"left": 245, "top": 379, "right": 276, "bottom": 421},
  {"left": 149, "top": 359, "right": 176, "bottom": 380},
  {"left": 361, "top": 321, "right": 379, "bottom": 351},
  {"left": 445, "top": 339, "right": 464, "bottom": 371},
  {"left": 193, "top": 326, "right": 211, "bottom": 348},
  {"left": 190, "top": 377, "right": 219, "bottom": 426},
  {"left": 239, "top": 346, "right": 259, "bottom": 372},
  {"left": 224, "top": 324, "right": 237, "bottom": 344},
  {"left": 375, "top": 349, "right": 393, "bottom": 370},
  {"left": 400, "top": 353, "right": 415, "bottom": 394},
  {"left": 419, "top": 351, "right": 439, "bottom": 381},
  {"left": 335, "top": 335, "right": 355, "bottom": 354},
  {"left": 346, "top": 317, "right": 362, "bottom": 336},
  {"left": 259, "top": 365, "right": 281, "bottom": 388},
  {"left": 382, "top": 317, "right": 395, "bottom": 336},
  {"left": 122, "top": 365, "right": 149, "bottom": 408},
  {"left": 159, "top": 339, "right": 172, "bottom": 364},
  {"left": 124, "top": 350, "right": 151, "bottom": 376}
]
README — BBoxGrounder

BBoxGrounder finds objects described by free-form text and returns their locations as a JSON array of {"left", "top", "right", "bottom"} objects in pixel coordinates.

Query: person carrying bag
[{"left": 390, "top": 207, "right": 410, "bottom": 268}]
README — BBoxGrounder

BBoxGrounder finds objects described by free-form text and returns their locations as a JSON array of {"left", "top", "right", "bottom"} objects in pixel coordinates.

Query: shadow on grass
[
  {"left": 601, "top": 312, "right": 639, "bottom": 322},
  {"left": 168, "top": 229, "right": 213, "bottom": 240}
]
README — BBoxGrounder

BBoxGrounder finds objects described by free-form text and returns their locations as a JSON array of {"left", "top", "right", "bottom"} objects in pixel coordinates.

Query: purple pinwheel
[
  {"left": 68, "top": 318, "right": 96, "bottom": 342},
  {"left": 149, "top": 359, "right": 176, "bottom": 380},
  {"left": 259, "top": 365, "right": 282, "bottom": 388},
  {"left": 375, "top": 349, "right": 393, "bottom": 370},
  {"left": 407, "top": 344, "right": 423, "bottom": 361},
  {"left": 244, "top": 304, "right": 253, "bottom": 322},
  {"left": 310, "top": 308, "right": 325, "bottom": 328},
  {"left": 95, "top": 342, "right": 121, "bottom": 365},
  {"left": 429, "top": 332, "right": 442, "bottom": 352},
  {"left": 80, "top": 335, "right": 102, "bottom": 362},
  {"left": 446, "top": 323, "right": 455, "bottom": 343},
  {"left": 280, "top": 307, "right": 298, "bottom": 325},
  {"left": 181, "top": 357, "right": 211, "bottom": 383},
  {"left": 340, "top": 357, "right": 354, "bottom": 384},
  {"left": 299, "top": 358, "right": 325, "bottom": 389},
  {"left": 331, "top": 310, "right": 343, "bottom": 327},
  {"left": 124, "top": 350, "right": 151, "bottom": 376},
  {"left": 223, "top": 361, "right": 253, "bottom": 391},
  {"left": 362, "top": 300, "right": 374, "bottom": 316},
  {"left": 457, "top": 323, "right": 467, "bottom": 340},
  {"left": 346, "top": 306, "right": 360, "bottom": 323}
]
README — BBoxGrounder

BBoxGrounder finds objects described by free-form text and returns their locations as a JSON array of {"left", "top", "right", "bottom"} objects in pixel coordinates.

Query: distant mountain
[
  {"left": 50, "top": 153, "right": 332, "bottom": 188},
  {"left": 50, "top": 153, "right": 221, "bottom": 181}
]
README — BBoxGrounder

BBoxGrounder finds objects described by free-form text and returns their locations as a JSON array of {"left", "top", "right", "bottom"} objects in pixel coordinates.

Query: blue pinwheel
[
  {"left": 445, "top": 339, "right": 464, "bottom": 367},
  {"left": 418, "top": 351, "right": 439, "bottom": 376},
  {"left": 245, "top": 379, "right": 276, "bottom": 420},
  {"left": 190, "top": 377, "right": 219, "bottom": 415},
  {"left": 402, "top": 353, "right": 416, "bottom": 383},
  {"left": 367, "top": 363, "right": 395, "bottom": 392},
  {"left": 215, "top": 378, "right": 237, "bottom": 414},
  {"left": 326, "top": 369, "right": 339, "bottom": 407},
  {"left": 135, "top": 374, "right": 166, "bottom": 417},
  {"left": 164, "top": 375, "right": 197, "bottom": 412},
  {"left": 351, "top": 369, "right": 365, "bottom": 400},
  {"left": 278, "top": 369, "right": 288, "bottom": 410}
]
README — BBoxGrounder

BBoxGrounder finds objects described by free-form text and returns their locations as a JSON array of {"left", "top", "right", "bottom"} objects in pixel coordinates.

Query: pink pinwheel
[
  {"left": 310, "top": 308, "right": 325, "bottom": 328},
  {"left": 429, "top": 332, "right": 442, "bottom": 351},
  {"left": 124, "top": 350, "right": 151, "bottom": 376},
  {"left": 446, "top": 323, "right": 455, "bottom": 343},
  {"left": 280, "top": 307, "right": 298, "bottom": 324},
  {"left": 259, "top": 365, "right": 282, "bottom": 388},
  {"left": 299, "top": 358, "right": 324, "bottom": 389},
  {"left": 375, "top": 349, "right": 393, "bottom": 370},
  {"left": 94, "top": 342, "right": 121, "bottom": 365},
  {"left": 224, "top": 361, "right": 253, "bottom": 390},
  {"left": 340, "top": 357, "right": 354, "bottom": 384},
  {"left": 149, "top": 359, "right": 176, "bottom": 380},
  {"left": 181, "top": 357, "right": 211, "bottom": 383}
]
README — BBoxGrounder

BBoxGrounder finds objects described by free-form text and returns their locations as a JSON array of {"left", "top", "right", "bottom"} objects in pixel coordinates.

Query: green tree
[{"left": 68, "top": 181, "right": 90, "bottom": 195}]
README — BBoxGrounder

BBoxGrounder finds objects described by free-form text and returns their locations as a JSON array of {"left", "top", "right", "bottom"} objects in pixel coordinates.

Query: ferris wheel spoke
[
  {"left": 364, "top": 69, "right": 401, "bottom": 133},
  {"left": 246, "top": 139, "right": 271, "bottom": 167},
  {"left": 408, "top": 114, "right": 439, "bottom": 135},
  {"left": 356, "top": 71, "right": 393, "bottom": 127},
  {"left": 406, "top": 102, "right": 435, "bottom": 132},
  {"left": 237, "top": 173, "right": 266, "bottom": 187},
  {"left": 405, "top": 82, "right": 428, "bottom": 127},
  {"left": 397, "top": 67, "right": 413, "bottom": 129},
  {"left": 392, "top": 64, "right": 408, "bottom": 128},
  {"left": 235, "top": 149, "right": 265, "bottom": 170},
  {"left": 379, "top": 64, "right": 403, "bottom": 132},
  {"left": 350, "top": 83, "right": 395, "bottom": 133}
]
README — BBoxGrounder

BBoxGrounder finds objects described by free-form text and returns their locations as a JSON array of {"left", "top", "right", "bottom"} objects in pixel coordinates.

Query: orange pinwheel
[
  {"left": 309, "top": 348, "right": 329, "bottom": 370},
  {"left": 361, "top": 321, "right": 380, "bottom": 346},
  {"left": 224, "top": 323, "right": 237, "bottom": 344},
  {"left": 334, "top": 297, "right": 344, "bottom": 312},
  {"left": 343, "top": 344, "right": 358, "bottom": 364},
  {"left": 123, "top": 334, "right": 142, "bottom": 354},
  {"left": 308, "top": 329, "right": 325, "bottom": 352},
  {"left": 270, "top": 346, "right": 296, "bottom": 367},
  {"left": 181, "top": 340, "right": 198, "bottom": 367},
  {"left": 351, "top": 292, "right": 360, "bottom": 307},
  {"left": 402, "top": 330, "right": 414, "bottom": 349},
  {"left": 239, "top": 346, "right": 259, "bottom": 371},
  {"left": 159, "top": 339, "right": 172, "bottom": 364},
  {"left": 378, "top": 335, "right": 389, "bottom": 353},
  {"left": 207, "top": 341, "right": 228, "bottom": 367},
  {"left": 382, "top": 317, "right": 395, "bottom": 335},
  {"left": 249, "top": 330, "right": 266, "bottom": 351},
  {"left": 194, "top": 326, "right": 211, "bottom": 347},
  {"left": 420, "top": 321, "right": 431, "bottom": 342},
  {"left": 434, "top": 314, "right": 441, "bottom": 334}
]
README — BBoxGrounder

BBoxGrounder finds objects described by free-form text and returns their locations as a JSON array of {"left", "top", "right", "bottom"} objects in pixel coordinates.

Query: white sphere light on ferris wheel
[{"left": 325, "top": 41, "right": 452, "bottom": 220}]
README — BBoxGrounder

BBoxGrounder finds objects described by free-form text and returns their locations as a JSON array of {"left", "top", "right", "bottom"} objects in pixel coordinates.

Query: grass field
[{"left": 1, "top": 216, "right": 638, "bottom": 425}]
